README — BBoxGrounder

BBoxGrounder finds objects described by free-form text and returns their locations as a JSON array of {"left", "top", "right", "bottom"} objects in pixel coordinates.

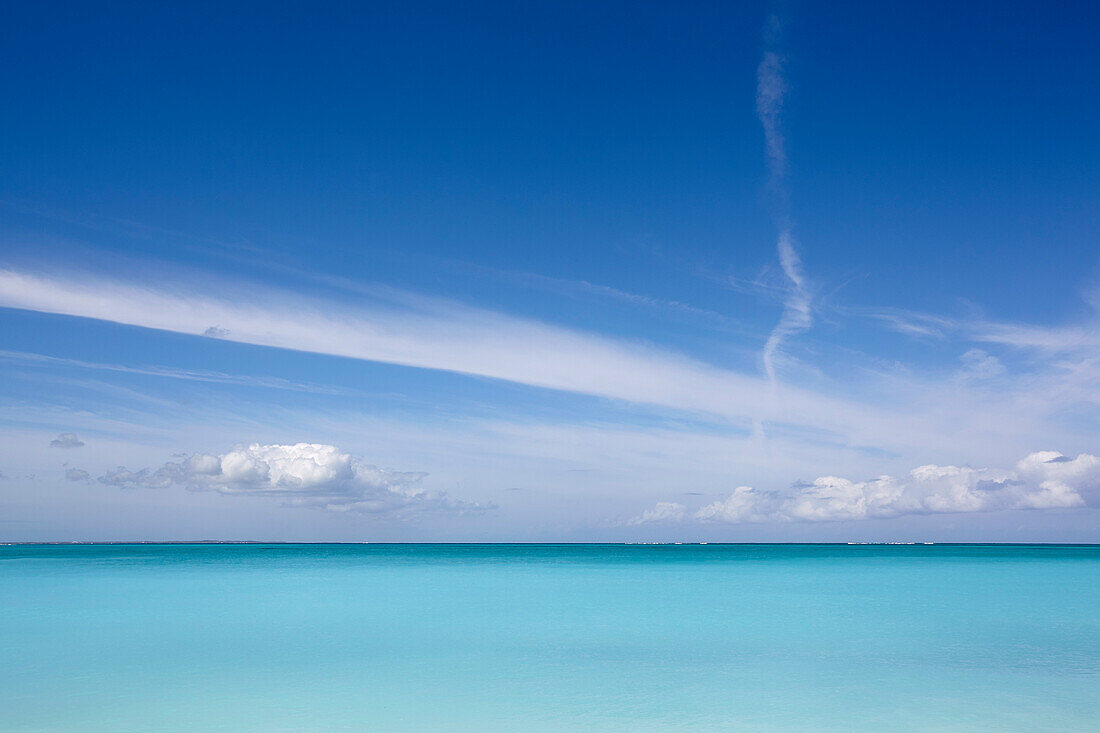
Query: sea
[{"left": 1, "top": 543, "right": 1097, "bottom": 731}]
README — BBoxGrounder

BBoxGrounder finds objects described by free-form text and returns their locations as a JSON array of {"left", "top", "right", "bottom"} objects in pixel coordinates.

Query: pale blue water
[{"left": 1, "top": 544, "right": 1097, "bottom": 732}]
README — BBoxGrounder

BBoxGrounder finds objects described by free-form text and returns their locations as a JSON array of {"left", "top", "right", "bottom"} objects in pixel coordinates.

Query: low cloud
[
  {"left": 630, "top": 451, "right": 1098, "bottom": 525},
  {"left": 98, "top": 442, "right": 490, "bottom": 517},
  {"left": 65, "top": 468, "right": 91, "bottom": 481},
  {"left": 50, "top": 433, "right": 85, "bottom": 449},
  {"left": 627, "top": 501, "right": 687, "bottom": 526}
]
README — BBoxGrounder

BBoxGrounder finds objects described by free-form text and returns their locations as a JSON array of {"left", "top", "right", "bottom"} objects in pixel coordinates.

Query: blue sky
[{"left": 2, "top": 0, "right": 1099, "bottom": 541}]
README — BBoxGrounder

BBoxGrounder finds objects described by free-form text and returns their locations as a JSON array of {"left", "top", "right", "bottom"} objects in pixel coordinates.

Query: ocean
[{"left": 1, "top": 543, "right": 1097, "bottom": 731}]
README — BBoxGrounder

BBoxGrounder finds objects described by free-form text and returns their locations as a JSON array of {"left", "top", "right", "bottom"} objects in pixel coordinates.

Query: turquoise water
[{"left": 1, "top": 544, "right": 1098, "bottom": 732}]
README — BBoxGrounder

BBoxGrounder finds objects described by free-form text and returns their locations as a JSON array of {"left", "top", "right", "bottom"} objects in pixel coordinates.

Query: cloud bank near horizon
[
  {"left": 98, "top": 442, "right": 488, "bottom": 516},
  {"left": 629, "top": 450, "right": 1098, "bottom": 525}
]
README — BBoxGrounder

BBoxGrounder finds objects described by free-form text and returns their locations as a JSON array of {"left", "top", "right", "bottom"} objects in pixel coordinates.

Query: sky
[{"left": 1, "top": 0, "right": 1099, "bottom": 542}]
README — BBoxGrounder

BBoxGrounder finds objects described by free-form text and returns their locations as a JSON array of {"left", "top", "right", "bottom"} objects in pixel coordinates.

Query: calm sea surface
[{"left": 1, "top": 543, "right": 1097, "bottom": 731}]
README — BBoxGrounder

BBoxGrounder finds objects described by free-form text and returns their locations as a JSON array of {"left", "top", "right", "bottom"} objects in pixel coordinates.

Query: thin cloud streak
[
  {"left": 859, "top": 303, "right": 1100, "bottom": 356},
  {"left": 0, "top": 349, "right": 361, "bottom": 396},
  {"left": 756, "top": 19, "right": 812, "bottom": 384},
  {"left": 0, "top": 267, "right": 912, "bottom": 448},
  {"left": 479, "top": 267, "right": 755, "bottom": 335},
  {"left": 762, "top": 230, "right": 811, "bottom": 382},
  {"left": 756, "top": 49, "right": 788, "bottom": 186}
]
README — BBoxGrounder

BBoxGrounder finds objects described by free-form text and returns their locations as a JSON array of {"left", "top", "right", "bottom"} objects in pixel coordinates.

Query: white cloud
[
  {"left": 863, "top": 309, "right": 954, "bottom": 339},
  {"left": 98, "top": 442, "right": 489, "bottom": 516},
  {"left": 4, "top": 267, "right": 1099, "bottom": 493},
  {"left": 866, "top": 300, "right": 1100, "bottom": 358},
  {"left": 629, "top": 451, "right": 1096, "bottom": 524},
  {"left": 756, "top": 28, "right": 812, "bottom": 386},
  {"left": 971, "top": 321, "right": 1100, "bottom": 353},
  {"left": 1015, "top": 451, "right": 1100, "bottom": 509},
  {"left": 762, "top": 230, "right": 812, "bottom": 383},
  {"left": 959, "top": 349, "right": 1006, "bottom": 380},
  {"left": 756, "top": 49, "right": 787, "bottom": 182},
  {"left": 0, "top": 349, "right": 356, "bottom": 396},
  {"left": 0, "top": 268, "right": 914, "bottom": 450},
  {"left": 627, "top": 501, "right": 686, "bottom": 525},
  {"left": 50, "top": 432, "right": 84, "bottom": 448},
  {"left": 64, "top": 468, "right": 91, "bottom": 481},
  {"left": 472, "top": 267, "right": 751, "bottom": 334},
  {"left": 694, "top": 486, "right": 777, "bottom": 523}
]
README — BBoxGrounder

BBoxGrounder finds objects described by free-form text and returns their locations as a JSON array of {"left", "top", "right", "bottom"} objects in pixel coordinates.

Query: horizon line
[{"left": 4, "top": 537, "right": 1095, "bottom": 541}]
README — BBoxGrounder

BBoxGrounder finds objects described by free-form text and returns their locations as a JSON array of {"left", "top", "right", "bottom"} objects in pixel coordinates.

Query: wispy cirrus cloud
[
  {"left": 0, "top": 267, "right": 915, "bottom": 451},
  {"left": 860, "top": 291, "right": 1100, "bottom": 354},
  {"left": 861, "top": 308, "right": 955, "bottom": 339},
  {"left": 0, "top": 349, "right": 362, "bottom": 396},
  {"left": 475, "top": 267, "right": 754, "bottom": 335},
  {"left": 855, "top": 295, "right": 1100, "bottom": 419},
  {"left": 970, "top": 321, "right": 1100, "bottom": 353}
]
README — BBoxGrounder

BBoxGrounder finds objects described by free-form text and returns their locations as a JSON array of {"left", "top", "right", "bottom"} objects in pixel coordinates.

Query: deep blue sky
[{"left": 1, "top": 1, "right": 1099, "bottom": 541}]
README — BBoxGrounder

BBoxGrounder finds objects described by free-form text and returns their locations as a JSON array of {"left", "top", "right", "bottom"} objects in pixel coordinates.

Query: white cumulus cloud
[
  {"left": 629, "top": 451, "right": 1096, "bottom": 525},
  {"left": 98, "top": 442, "right": 489, "bottom": 516},
  {"left": 694, "top": 486, "right": 779, "bottom": 523}
]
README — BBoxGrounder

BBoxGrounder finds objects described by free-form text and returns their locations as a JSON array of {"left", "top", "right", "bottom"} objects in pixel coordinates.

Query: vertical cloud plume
[
  {"left": 756, "top": 49, "right": 788, "bottom": 186},
  {"left": 756, "top": 13, "right": 811, "bottom": 384},
  {"left": 763, "top": 230, "right": 811, "bottom": 383}
]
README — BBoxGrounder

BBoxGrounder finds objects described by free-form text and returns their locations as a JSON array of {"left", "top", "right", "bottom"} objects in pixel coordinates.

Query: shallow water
[{"left": 2, "top": 543, "right": 1098, "bottom": 731}]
